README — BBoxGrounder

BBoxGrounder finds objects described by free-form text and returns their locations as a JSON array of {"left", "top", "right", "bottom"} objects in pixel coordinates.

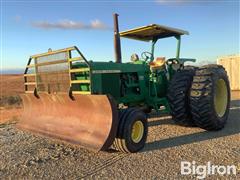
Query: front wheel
[{"left": 113, "top": 108, "right": 148, "bottom": 153}]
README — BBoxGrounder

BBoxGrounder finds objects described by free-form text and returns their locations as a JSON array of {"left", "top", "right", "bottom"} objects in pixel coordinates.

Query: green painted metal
[
  {"left": 69, "top": 32, "right": 198, "bottom": 114},
  {"left": 72, "top": 60, "right": 170, "bottom": 113},
  {"left": 150, "top": 39, "right": 158, "bottom": 62},
  {"left": 25, "top": 31, "right": 196, "bottom": 115}
]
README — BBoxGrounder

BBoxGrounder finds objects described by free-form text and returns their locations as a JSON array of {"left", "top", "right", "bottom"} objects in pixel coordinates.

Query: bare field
[
  {"left": 0, "top": 75, "right": 239, "bottom": 179},
  {"left": 0, "top": 75, "right": 23, "bottom": 123},
  {"left": 0, "top": 74, "right": 24, "bottom": 96}
]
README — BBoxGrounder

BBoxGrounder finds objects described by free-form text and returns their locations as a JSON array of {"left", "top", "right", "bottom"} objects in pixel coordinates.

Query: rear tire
[
  {"left": 167, "top": 67, "right": 197, "bottom": 126},
  {"left": 190, "top": 65, "right": 230, "bottom": 130},
  {"left": 114, "top": 108, "right": 148, "bottom": 153}
]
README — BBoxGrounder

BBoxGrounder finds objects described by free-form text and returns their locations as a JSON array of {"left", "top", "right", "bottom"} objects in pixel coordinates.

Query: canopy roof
[{"left": 120, "top": 24, "right": 189, "bottom": 42}]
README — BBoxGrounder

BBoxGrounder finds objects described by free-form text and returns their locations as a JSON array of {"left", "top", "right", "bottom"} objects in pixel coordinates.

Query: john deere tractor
[{"left": 19, "top": 14, "right": 230, "bottom": 153}]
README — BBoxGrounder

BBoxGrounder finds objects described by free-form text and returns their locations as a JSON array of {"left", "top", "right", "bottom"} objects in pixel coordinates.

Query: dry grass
[
  {"left": 0, "top": 75, "right": 24, "bottom": 123},
  {"left": 0, "top": 74, "right": 24, "bottom": 96},
  {"left": 0, "top": 95, "right": 22, "bottom": 108}
]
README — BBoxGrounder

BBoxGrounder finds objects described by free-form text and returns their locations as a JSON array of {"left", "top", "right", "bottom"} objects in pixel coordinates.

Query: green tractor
[{"left": 19, "top": 14, "right": 230, "bottom": 153}]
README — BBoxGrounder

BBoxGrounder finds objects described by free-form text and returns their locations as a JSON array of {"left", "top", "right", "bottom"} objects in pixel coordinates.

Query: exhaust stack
[{"left": 113, "top": 13, "right": 122, "bottom": 63}]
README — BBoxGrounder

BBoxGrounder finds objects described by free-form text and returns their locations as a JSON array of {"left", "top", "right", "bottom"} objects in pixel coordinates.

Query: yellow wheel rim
[
  {"left": 131, "top": 120, "right": 144, "bottom": 143},
  {"left": 214, "top": 79, "right": 228, "bottom": 117}
]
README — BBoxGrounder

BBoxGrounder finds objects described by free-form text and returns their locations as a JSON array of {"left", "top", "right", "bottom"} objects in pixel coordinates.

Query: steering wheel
[{"left": 141, "top": 51, "right": 153, "bottom": 61}]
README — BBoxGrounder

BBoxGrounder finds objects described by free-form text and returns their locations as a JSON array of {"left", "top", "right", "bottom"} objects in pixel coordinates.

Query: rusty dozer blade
[{"left": 17, "top": 93, "right": 118, "bottom": 151}]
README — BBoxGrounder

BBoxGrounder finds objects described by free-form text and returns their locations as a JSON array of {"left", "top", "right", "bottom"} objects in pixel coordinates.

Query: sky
[{"left": 0, "top": 0, "right": 239, "bottom": 71}]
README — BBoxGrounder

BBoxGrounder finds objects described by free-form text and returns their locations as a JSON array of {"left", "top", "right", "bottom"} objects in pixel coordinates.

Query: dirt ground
[
  {"left": 0, "top": 74, "right": 24, "bottom": 96},
  {"left": 0, "top": 75, "right": 239, "bottom": 179},
  {"left": 0, "top": 75, "right": 23, "bottom": 123}
]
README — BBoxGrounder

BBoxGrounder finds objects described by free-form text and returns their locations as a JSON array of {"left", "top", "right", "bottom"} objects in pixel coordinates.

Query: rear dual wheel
[
  {"left": 167, "top": 65, "right": 230, "bottom": 130},
  {"left": 167, "top": 67, "right": 197, "bottom": 126},
  {"left": 190, "top": 65, "right": 230, "bottom": 130},
  {"left": 114, "top": 108, "right": 148, "bottom": 153}
]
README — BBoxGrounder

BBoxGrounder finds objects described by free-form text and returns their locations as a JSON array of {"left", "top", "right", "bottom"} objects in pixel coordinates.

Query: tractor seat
[{"left": 149, "top": 57, "right": 166, "bottom": 70}]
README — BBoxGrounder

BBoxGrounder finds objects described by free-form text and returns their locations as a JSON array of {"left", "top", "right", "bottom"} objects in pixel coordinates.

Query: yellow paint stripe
[
  {"left": 120, "top": 26, "right": 153, "bottom": 36},
  {"left": 69, "top": 57, "right": 83, "bottom": 62},
  {"left": 70, "top": 68, "right": 90, "bottom": 73},
  {"left": 24, "top": 73, "right": 36, "bottom": 77},
  {"left": 25, "top": 91, "right": 34, "bottom": 93},
  {"left": 72, "top": 91, "right": 91, "bottom": 95},
  {"left": 71, "top": 80, "right": 90, "bottom": 84},
  {"left": 24, "top": 82, "right": 36, "bottom": 85}
]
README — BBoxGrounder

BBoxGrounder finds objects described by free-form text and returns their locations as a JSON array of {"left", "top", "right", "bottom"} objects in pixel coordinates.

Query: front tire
[
  {"left": 190, "top": 65, "right": 230, "bottom": 130},
  {"left": 114, "top": 108, "right": 148, "bottom": 153}
]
